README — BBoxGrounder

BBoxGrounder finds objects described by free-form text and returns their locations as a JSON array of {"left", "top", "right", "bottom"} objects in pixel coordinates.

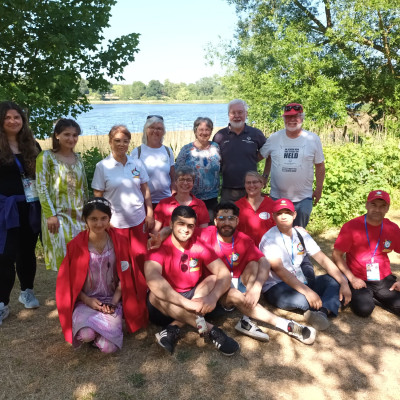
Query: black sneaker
[
  {"left": 209, "top": 326, "right": 240, "bottom": 356},
  {"left": 155, "top": 324, "right": 180, "bottom": 354}
]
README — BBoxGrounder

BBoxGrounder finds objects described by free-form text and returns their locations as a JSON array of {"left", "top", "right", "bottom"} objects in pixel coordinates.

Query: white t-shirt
[
  {"left": 130, "top": 144, "right": 174, "bottom": 203},
  {"left": 259, "top": 226, "right": 321, "bottom": 292},
  {"left": 91, "top": 154, "right": 149, "bottom": 228},
  {"left": 260, "top": 129, "right": 324, "bottom": 202}
]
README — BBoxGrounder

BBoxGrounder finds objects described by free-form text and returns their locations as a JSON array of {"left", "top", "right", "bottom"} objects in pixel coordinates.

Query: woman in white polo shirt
[
  {"left": 130, "top": 115, "right": 174, "bottom": 209},
  {"left": 92, "top": 125, "right": 154, "bottom": 269}
]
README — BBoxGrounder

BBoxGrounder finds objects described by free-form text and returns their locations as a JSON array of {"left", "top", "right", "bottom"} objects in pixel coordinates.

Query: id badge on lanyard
[
  {"left": 22, "top": 177, "right": 39, "bottom": 202},
  {"left": 366, "top": 262, "right": 380, "bottom": 281},
  {"left": 15, "top": 156, "right": 39, "bottom": 203}
]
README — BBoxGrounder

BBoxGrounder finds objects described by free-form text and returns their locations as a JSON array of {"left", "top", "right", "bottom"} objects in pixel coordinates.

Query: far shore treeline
[{"left": 85, "top": 75, "right": 227, "bottom": 103}]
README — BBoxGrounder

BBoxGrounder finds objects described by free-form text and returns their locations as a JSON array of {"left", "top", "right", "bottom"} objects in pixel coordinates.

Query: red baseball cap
[
  {"left": 273, "top": 198, "right": 295, "bottom": 213},
  {"left": 283, "top": 103, "right": 303, "bottom": 116},
  {"left": 367, "top": 190, "right": 390, "bottom": 205}
]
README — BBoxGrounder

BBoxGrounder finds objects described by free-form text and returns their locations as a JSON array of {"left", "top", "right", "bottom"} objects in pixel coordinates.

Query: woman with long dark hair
[
  {"left": 36, "top": 118, "right": 88, "bottom": 271},
  {"left": 0, "top": 101, "right": 41, "bottom": 324}
]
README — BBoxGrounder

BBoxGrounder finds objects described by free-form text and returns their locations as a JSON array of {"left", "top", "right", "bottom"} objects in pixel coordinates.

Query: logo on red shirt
[{"left": 382, "top": 240, "right": 392, "bottom": 253}]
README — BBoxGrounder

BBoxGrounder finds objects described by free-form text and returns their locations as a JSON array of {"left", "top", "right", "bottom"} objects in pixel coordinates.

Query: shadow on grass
[{"left": 1, "top": 232, "right": 400, "bottom": 400}]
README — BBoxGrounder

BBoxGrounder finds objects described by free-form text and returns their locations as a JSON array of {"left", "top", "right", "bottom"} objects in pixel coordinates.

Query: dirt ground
[{"left": 1, "top": 215, "right": 400, "bottom": 400}]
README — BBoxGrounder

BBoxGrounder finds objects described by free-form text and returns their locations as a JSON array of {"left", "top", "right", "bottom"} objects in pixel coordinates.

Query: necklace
[{"left": 90, "top": 234, "right": 109, "bottom": 254}]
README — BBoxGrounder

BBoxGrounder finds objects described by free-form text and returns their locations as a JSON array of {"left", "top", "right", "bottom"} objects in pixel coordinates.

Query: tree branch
[{"left": 293, "top": 0, "right": 326, "bottom": 33}]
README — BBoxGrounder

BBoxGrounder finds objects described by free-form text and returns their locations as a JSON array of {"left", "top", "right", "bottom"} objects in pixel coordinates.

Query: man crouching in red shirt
[
  {"left": 332, "top": 190, "right": 400, "bottom": 317},
  {"left": 144, "top": 205, "right": 239, "bottom": 356}
]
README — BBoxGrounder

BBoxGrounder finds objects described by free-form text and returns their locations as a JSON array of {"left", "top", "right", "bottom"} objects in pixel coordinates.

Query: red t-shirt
[
  {"left": 147, "top": 235, "right": 218, "bottom": 292},
  {"left": 198, "top": 226, "right": 264, "bottom": 278},
  {"left": 154, "top": 194, "right": 209, "bottom": 228},
  {"left": 235, "top": 196, "right": 275, "bottom": 246},
  {"left": 334, "top": 215, "right": 400, "bottom": 281}
]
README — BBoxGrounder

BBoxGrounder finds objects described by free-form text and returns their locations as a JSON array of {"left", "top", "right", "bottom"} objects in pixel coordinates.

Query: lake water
[{"left": 74, "top": 103, "right": 228, "bottom": 135}]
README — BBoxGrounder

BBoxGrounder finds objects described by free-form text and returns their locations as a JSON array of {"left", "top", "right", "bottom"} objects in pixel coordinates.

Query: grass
[
  {"left": 36, "top": 129, "right": 218, "bottom": 155},
  {"left": 1, "top": 212, "right": 400, "bottom": 399}
]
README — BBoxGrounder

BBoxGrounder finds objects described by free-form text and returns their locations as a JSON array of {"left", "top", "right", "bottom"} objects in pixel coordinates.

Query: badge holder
[{"left": 14, "top": 156, "right": 39, "bottom": 203}]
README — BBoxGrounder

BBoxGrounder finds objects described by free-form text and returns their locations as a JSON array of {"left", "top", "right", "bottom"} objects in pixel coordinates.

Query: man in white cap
[
  {"left": 333, "top": 190, "right": 400, "bottom": 317},
  {"left": 260, "top": 103, "right": 325, "bottom": 227}
]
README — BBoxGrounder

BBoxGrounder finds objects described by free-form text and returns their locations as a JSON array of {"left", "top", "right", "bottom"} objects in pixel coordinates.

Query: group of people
[{"left": 1, "top": 99, "right": 399, "bottom": 356}]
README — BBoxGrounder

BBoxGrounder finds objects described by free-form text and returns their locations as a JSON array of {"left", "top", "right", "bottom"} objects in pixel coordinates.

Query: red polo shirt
[
  {"left": 235, "top": 196, "right": 275, "bottom": 246},
  {"left": 154, "top": 194, "right": 209, "bottom": 228}
]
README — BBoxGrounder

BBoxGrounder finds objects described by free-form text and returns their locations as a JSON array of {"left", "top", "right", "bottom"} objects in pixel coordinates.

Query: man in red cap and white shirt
[
  {"left": 333, "top": 190, "right": 400, "bottom": 317},
  {"left": 260, "top": 199, "right": 351, "bottom": 331},
  {"left": 260, "top": 103, "right": 325, "bottom": 227}
]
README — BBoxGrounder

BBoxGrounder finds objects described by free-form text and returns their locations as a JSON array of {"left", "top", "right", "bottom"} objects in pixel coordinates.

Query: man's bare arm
[{"left": 313, "top": 162, "right": 325, "bottom": 204}]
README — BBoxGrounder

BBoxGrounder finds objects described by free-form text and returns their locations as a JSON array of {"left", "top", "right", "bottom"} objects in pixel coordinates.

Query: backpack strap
[
  {"left": 163, "top": 145, "right": 171, "bottom": 159},
  {"left": 137, "top": 145, "right": 141, "bottom": 159}
]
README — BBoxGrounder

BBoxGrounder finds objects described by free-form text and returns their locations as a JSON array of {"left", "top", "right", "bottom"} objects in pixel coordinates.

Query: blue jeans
[
  {"left": 263, "top": 274, "right": 341, "bottom": 316},
  {"left": 270, "top": 196, "right": 313, "bottom": 228},
  {"left": 293, "top": 197, "right": 313, "bottom": 228}
]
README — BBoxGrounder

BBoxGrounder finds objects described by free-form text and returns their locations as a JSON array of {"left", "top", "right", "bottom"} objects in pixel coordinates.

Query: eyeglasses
[
  {"left": 216, "top": 215, "right": 237, "bottom": 222},
  {"left": 177, "top": 177, "right": 193, "bottom": 183},
  {"left": 180, "top": 253, "right": 189, "bottom": 272},
  {"left": 245, "top": 180, "right": 262, "bottom": 185},
  {"left": 283, "top": 105, "right": 303, "bottom": 112},
  {"left": 147, "top": 115, "right": 164, "bottom": 120}
]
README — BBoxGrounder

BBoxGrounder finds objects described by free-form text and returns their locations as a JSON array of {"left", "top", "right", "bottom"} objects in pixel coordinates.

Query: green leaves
[
  {"left": 218, "top": 0, "right": 400, "bottom": 132},
  {"left": 311, "top": 138, "right": 400, "bottom": 227},
  {"left": 0, "top": 0, "right": 139, "bottom": 137}
]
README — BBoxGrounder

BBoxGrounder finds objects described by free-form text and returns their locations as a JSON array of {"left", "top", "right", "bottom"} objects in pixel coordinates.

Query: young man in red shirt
[
  {"left": 144, "top": 205, "right": 239, "bottom": 356},
  {"left": 333, "top": 190, "right": 400, "bottom": 317}
]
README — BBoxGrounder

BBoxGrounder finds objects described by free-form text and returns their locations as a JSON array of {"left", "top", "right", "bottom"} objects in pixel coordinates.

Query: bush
[
  {"left": 81, "top": 147, "right": 107, "bottom": 196},
  {"left": 310, "top": 138, "right": 400, "bottom": 229}
]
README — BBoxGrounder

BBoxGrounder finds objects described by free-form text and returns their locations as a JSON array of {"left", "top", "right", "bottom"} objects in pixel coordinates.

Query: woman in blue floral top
[{"left": 175, "top": 117, "right": 221, "bottom": 223}]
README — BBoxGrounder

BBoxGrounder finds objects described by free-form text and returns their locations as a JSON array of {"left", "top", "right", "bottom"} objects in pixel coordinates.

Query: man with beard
[
  {"left": 260, "top": 103, "right": 325, "bottom": 228},
  {"left": 201, "top": 202, "right": 316, "bottom": 344},
  {"left": 332, "top": 190, "right": 400, "bottom": 317},
  {"left": 144, "top": 205, "right": 240, "bottom": 356},
  {"left": 213, "top": 99, "right": 266, "bottom": 203}
]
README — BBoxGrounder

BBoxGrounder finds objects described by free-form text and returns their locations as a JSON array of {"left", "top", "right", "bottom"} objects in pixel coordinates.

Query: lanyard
[
  {"left": 364, "top": 215, "right": 383, "bottom": 263},
  {"left": 280, "top": 231, "right": 294, "bottom": 265},
  {"left": 14, "top": 156, "right": 26, "bottom": 177},
  {"left": 216, "top": 232, "right": 234, "bottom": 272}
]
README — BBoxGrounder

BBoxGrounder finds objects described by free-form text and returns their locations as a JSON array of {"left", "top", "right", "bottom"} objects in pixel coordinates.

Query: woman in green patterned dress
[{"left": 36, "top": 119, "right": 89, "bottom": 271}]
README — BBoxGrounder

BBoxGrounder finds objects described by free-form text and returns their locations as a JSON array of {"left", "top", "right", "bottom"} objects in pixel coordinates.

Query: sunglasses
[
  {"left": 216, "top": 215, "right": 237, "bottom": 222},
  {"left": 147, "top": 115, "right": 164, "bottom": 120},
  {"left": 180, "top": 253, "right": 189, "bottom": 272},
  {"left": 283, "top": 105, "right": 303, "bottom": 112}
]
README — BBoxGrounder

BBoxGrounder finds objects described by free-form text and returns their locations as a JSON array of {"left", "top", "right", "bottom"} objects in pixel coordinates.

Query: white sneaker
[
  {"left": 0, "top": 302, "right": 10, "bottom": 325},
  {"left": 235, "top": 316, "right": 269, "bottom": 342},
  {"left": 287, "top": 320, "right": 316, "bottom": 345},
  {"left": 18, "top": 289, "right": 39, "bottom": 309}
]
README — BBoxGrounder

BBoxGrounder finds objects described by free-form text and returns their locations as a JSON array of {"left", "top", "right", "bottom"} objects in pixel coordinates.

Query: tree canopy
[
  {"left": 0, "top": 0, "right": 140, "bottom": 137},
  {"left": 218, "top": 0, "right": 400, "bottom": 132}
]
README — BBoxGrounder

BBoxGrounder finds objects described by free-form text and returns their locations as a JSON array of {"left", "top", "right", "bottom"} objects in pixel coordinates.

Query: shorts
[{"left": 147, "top": 287, "right": 196, "bottom": 327}]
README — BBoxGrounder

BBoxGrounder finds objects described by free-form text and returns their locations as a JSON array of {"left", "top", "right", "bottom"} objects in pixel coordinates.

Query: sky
[{"left": 103, "top": 0, "right": 238, "bottom": 84}]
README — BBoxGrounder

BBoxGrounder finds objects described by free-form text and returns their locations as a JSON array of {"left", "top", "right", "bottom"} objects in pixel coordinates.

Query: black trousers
[
  {"left": 0, "top": 202, "right": 39, "bottom": 305},
  {"left": 350, "top": 274, "right": 400, "bottom": 317}
]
